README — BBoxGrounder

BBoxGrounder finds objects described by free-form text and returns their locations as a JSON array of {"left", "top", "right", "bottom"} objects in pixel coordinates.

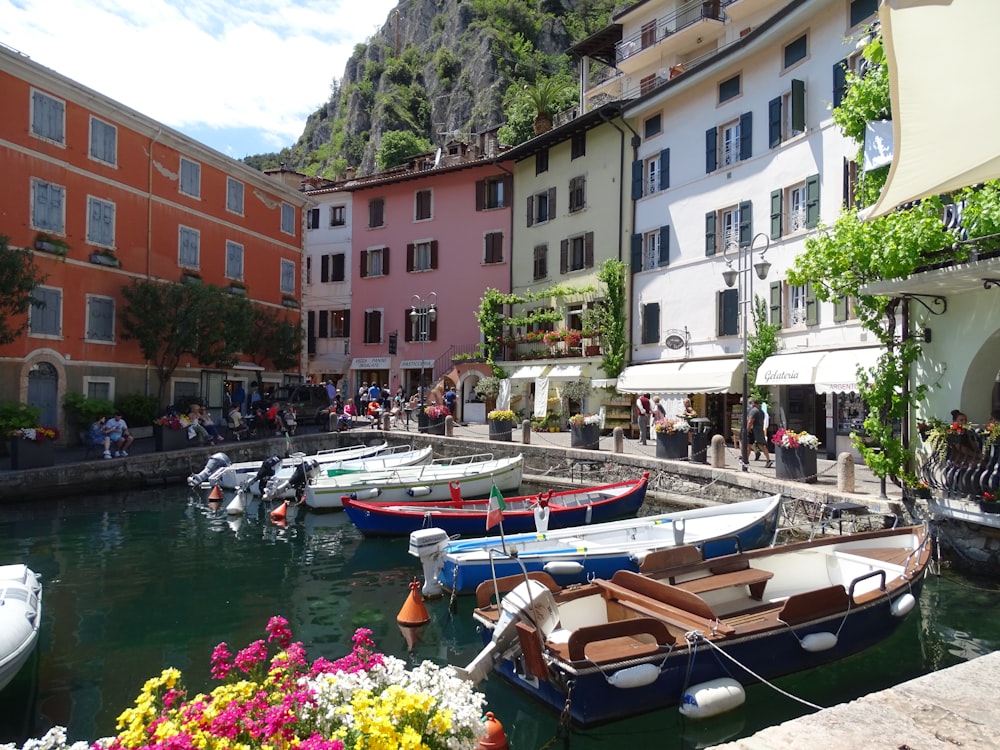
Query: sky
[{"left": 3, "top": 0, "right": 400, "bottom": 158}]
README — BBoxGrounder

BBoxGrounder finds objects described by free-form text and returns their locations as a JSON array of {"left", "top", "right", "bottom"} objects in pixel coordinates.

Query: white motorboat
[{"left": 0, "top": 564, "right": 42, "bottom": 692}]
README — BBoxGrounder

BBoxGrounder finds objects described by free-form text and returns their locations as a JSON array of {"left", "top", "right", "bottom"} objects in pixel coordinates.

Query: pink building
[{"left": 344, "top": 140, "right": 512, "bottom": 415}]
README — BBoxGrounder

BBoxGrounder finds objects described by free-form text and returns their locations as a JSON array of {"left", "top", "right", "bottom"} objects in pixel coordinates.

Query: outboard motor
[
  {"left": 249, "top": 455, "right": 282, "bottom": 496},
  {"left": 408, "top": 528, "right": 451, "bottom": 597},
  {"left": 263, "top": 458, "right": 320, "bottom": 503},
  {"left": 187, "top": 452, "right": 232, "bottom": 487}
]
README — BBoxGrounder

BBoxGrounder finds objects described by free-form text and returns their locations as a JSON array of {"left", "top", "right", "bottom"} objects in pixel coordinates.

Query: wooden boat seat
[
  {"left": 598, "top": 571, "right": 735, "bottom": 636},
  {"left": 474, "top": 571, "right": 561, "bottom": 608},
  {"left": 563, "top": 617, "right": 672, "bottom": 663},
  {"left": 673, "top": 567, "right": 774, "bottom": 600}
]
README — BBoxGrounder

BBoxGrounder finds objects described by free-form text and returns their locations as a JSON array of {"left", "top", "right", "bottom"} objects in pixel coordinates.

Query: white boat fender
[
  {"left": 606, "top": 663, "right": 659, "bottom": 689},
  {"left": 226, "top": 490, "right": 247, "bottom": 516},
  {"left": 534, "top": 504, "right": 550, "bottom": 533},
  {"left": 891, "top": 593, "right": 916, "bottom": 618},
  {"left": 350, "top": 488, "right": 381, "bottom": 500},
  {"left": 800, "top": 632, "right": 838, "bottom": 652},
  {"left": 679, "top": 678, "right": 746, "bottom": 719},
  {"left": 543, "top": 561, "right": 585, "bottom": 576},
  {"left": 408, "top": 486, "right": 431, "bottom": 497}
]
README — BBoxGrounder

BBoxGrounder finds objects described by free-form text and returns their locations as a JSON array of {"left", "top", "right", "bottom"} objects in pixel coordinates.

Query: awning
[
  {"left": 814, "top": 348, "right": 883, "bottom": 394},
  {"left": 232, "top": 361, "right": 264, "bottom": 371},
  {"left": 755, "top": 351, "right": 826, "bottom": 387},
  {"left": 547, "top": 363, "right": 587, "bottom": 380},
  {"left": 861, "top": 255, "right": 1000, "bottom": 298},
  {"left": 508, "top": 364, "right": 549, "bottom": 381},
  {"left": 866, "top": 0, "right": 1000, "bottom": 218},
  {"left": 617, "top": 358, "right": 743, "bottom": 394}
]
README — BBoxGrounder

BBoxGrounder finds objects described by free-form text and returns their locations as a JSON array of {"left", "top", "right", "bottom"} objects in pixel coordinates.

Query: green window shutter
[
  {"left": 659, "top": 149, "right": 670, "bottom": 190},
  {"left": 770, "top": 189, "right": 783, "bottom": 239},
  {"left": 805, "top": 282, "right": 819, "bottom": 326},
  {"left": 560, "top": 239, "right": 569, "bottom": 275},
  {"left": 791, "top": 79, "right": 805, "bottom": 132},
  {"left": 769, "top": 281, "right": 783, "bottom": 327},
  {"left": 738, "top": 200, "right": 752, "bottom": 247},
  {"left": 833, "top": 296, "right": 848, "bottom": 323},
  {"left": 739, "top": 111, "right": 753, "bottom": 161},
  {"left": 806, "top": 173, "right": 821, "bottom": 228},
  {"left": 705, "top": 211, "right": 717, "bottom": 256},
  {"left": 630, "top": 233, "right": 642, "bottom": 273},
  {"left": 768, "top": 97, "right": 782, "bottom": 148},
  {"left": 658, "top": 225, "right": 670, "bottom": 266},
  {"left": 631, "top": 160, "right": 643, "bottom": 200},
  {"left": 705, "top": 127, "right": 717, "bottom": 173},
  {"left": 833, "top": 58, "right": 848, "bottom": 109},
  {"left": 642, "top": 302, "right": 660, "bottom": 344},
  {"left": 718, "top": 289, "right": 738, "bottom": 336}
]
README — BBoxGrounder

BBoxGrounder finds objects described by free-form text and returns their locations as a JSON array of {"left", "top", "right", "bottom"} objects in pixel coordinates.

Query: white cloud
[{"left": 2, "top": 0, "right": 399, "bottom": 155}]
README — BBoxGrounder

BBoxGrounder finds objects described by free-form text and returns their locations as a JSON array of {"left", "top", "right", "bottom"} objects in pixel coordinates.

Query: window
[
  {"left": 476, "top": 176, "right": 510, "bottom": 210},
  {"left": 843, "top": 158, "right": 860, "bottom": 210},
  {"left": 306, "top": 256, "right": 312, "bottom": 285},
  {"left": 331, "top": 205, "right": 346, "bottom": 226},
  {"left": 281, "top": 203, "right": 295, "bottom": 235},
  {"left": 408, "top": 240, "right": 436, "bottom": 271},
  {"left": 30, "top": 287, "right": 61, "bottom": 337},
  {"left": 718, "top": 289, "right": 738, "bottom": 336},
  {"left": 640, "top": 74, "right": 657, "bottom": 96},
  {"left": 179, "top": 158, "right": 201, "bottom": 198},
  {"left": 368, "top": 197, "right": 385, "bottom": 228},
  {"left": 783, "top": 34, "right": 807, "bottom": 69},
  {"left": 641, "top": 302, "right": 660, "bottom": 345},
  {"left": 641, "top": 226, "right": 670, "bottom": 270},
  {"left": 705, "top": 201, "right": 752, "bottom": 256},
  {"left": 306, "top": 208, "right": 320, "bottom": 229},
  {"left": 833, "top": 51, "right": 865, "bottom": 108},
  {"left": 415, "top": 189, "right": 432, "bottom": 220},
  {"left": 771, "top": 174, "right": 820, "bottom": 236},
  {"left": 84, "top": 377, "right": 114, "bottom": 401},
  {"left": 789, "top": 284, "right": 807, "bottom": 326},
  {"left": 561, "top": 232, "right": 594, "bottom": 273},
  {"left": 787, "top": 184, "right": 808, "bottom": 233},
  {"left": 536, "top": 150, "right": 548, "bottom": 175},
  {"left": 768, "top": 80, "right": 805, "bottom": 147},
  {"left": 89, "top": 118, "right": 117, "bottom": 165},
  {"left": 86, "top": 295, "right": 114, "bottom": 343},
  {"left": 86, "top": 197, "right": 115, "bottom": 248},
  {"left": 641, "top": 20, "right": 656, "bottom": 49},
  {"left": 720, "top": 207, "right": 740, "bottom": 249},
  {"left": 31, "top": 179, "right": 65, "bottom": 233},
  {"left": 644, "top": 113, "right": 662, "bottom": 139},
  {"left": 361, "top": 246, "right": 388, "bottom": 278},
  {"left": 533, "top": 244, "right": 548, "bottom": 280},
  {"left": 178, "top": 226, "right": 200, "bottom": 268},
  {"left": 227, "top": 178, "right": 244, "bottom": 214},
  {"left": 31, "top": 90, "right": 64, "bottom": 144},
  {"left": 280, "top": 259, "right": 296, "bottom": 294},
  {"left": 568, "top": 175, "right": 586, "bottom": 212},
  {"left": 850, "top": 0, "right": 878, "bottom": 28},
  {"left": 705, "top": 113, "right": 752, "bottom": 173},
  {"left": 718, "top": 74, "right": 741, "bottom": 104},
  {"left": 363, "top": 309, "right": 383, "bottom": 344},
  {"left": 226, "top": 241, "right": 244, "bottom": 281},
  {"left": 330, "top": 310, "right": 350, "bottom": 338},
  {"left": 571, "top": 131, "right": 586, "bottom": 160},
  {"left": 484, "top": 232, "right": 503, "bottom": 264},
  {"left": 527, "top": 188, "right": 555, "bottom": 226},
  {"left": 321, "top": 253, "right": 346, "bottom": 282}
]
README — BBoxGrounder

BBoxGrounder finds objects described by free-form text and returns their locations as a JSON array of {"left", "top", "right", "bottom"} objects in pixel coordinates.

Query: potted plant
[
  {"left": 228, "top": 279, "right": 247, "bottom": 296},
  {"left": 34, "top": 232, "right": 70, "bottom": 256},
  {"left": 980, "top": 491, "right": 1000, "bottom": 514},
  {"left": 771, "top": 428, "right": 821, "bottom": 483},
  {"left": 654, "top": 417, "right": 690, "bottom": 460},
  {"left": 422, "top": 404, "right": 450, "bottom": 435},
  {"left": 487, "top": 408, "right": 517, "bottom": 442},
  {"left": 569, "top": 413, "right": 601, "bottom": 450},
  {"left": 474, "top": 376, "right": 501, "bottom": 413},
  {"left": 9, "top": 426, "right": 59, "bottom": 469},
  {"left": 153, "top": 413, "right": 194, "bottom": 451},
  {"left": 89, "top": 247, "right": 120, "bottom": 267}
]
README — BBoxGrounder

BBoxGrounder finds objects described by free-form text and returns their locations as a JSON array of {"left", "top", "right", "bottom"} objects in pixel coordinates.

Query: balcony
[
  {"left": 498, "top": 330, "right": 603, "bottom": 362},
  {"left": 616, "top": 1, "right": 726, "bottom": 75},
  {"left": 919, "top": 427, "right": 1000, "bottom": 510}
]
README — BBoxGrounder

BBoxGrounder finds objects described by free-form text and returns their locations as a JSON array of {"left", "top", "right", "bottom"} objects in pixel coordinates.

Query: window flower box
[
  {"left": 35, "top": 233, "right": 70, "bottom": 256},
  {"left": 228, "top": 284, "right": 247, "bottom": 296},
  {"left": 90, "top": 251, "right": 120, "bottom": 268}
]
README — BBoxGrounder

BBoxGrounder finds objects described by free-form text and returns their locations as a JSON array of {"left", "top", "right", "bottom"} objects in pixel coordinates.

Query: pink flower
[
  {"left": 266, "top": 615, "right": 293, "bottom": 649},
  {"left": 210, "top": 642, "right": 232, "bottom": 680},
  {"left": 233, "top": 639, "right": 267, "bottom": 674}
]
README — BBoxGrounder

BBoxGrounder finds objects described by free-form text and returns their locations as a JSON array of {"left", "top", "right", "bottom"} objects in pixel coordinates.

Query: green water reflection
[{"left": 0, "top": 484, "right": 997, "bottom": 749}]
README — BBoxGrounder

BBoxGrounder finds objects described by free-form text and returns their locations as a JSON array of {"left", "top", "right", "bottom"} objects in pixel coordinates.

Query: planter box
[
  {"left": 418, "top": 413, "right": 446, "bottom": 436},
  {"left": 570, "top": 424, "right": 600, "bottom": 450},
  {"left": 488, "top": 419, "right": 515, "bottom": 442},
  {"left": 775, "top": 445, "right": 818, "bottom": 483},
  {"left": 9, "top": 438, "right": 54, "bottom": 470},
  {"left": 656, "top": 431, "right": 689, "bottom": 460},
  {"left": 154, "top": 424, "right": 192, "bottom": 452},
  {"left": 89, "top": 252, "right": 120, "bottom": 267},
  {"left": 979, "top": 501, "right": 1000, "bottom": 514}
]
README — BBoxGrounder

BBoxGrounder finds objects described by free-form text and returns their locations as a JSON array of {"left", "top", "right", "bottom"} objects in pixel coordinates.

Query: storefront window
[{"left": 836, "top": 392, "right": 866, "bottom": 435}]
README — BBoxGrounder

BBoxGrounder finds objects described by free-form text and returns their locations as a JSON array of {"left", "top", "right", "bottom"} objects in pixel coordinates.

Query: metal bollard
[
  {"left": 709, "top": 434, "right": 727, "bottom": 468},
  {"left": 521, "top": 419, "right": 531, "bottom": 445},
  {"left": 837, "top": 451, "right": 856, "bottom": 493},
  {"left": 613, "top": 426, "right": 623, "bottom": 453}
]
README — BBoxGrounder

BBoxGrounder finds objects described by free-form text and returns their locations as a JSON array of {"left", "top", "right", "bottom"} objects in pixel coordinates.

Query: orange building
[{"left": 0, "top": 45, "right": 309, "bottom": 434}]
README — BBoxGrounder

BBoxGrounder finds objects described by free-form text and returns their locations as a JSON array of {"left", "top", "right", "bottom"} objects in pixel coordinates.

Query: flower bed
[{"left": 771, "top": 427, "right": 820, "bottom": 450}]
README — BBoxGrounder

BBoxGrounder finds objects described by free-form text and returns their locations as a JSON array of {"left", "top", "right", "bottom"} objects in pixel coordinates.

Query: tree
[
  {"left": 593, "top": 259, "right": 627, "bottom": 379},
  {"left": 375, "top": 130, "right": 433, "bottom": 171},
  {"left": 0, "top": 235, "right": 47, "bottom": 345},
  {"left": 497, "top": 75, "right": 577, "bottom": 145},
  {"left": 120, "top": 280, "right": 252, "bottom": 406},
  {"left": 244, "top": 306, "right": 303, "bottom": 372},
  {"left": 748, "top": 296, "right": 780, "bottom": 404}
]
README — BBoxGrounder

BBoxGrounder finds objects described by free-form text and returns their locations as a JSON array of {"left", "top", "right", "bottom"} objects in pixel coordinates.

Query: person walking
[
  {"left": 747, "top": 397, "right": 771, "bottom": 468},
  {"left": 636, "top": 393, "right": 652, "bottom": 445}
]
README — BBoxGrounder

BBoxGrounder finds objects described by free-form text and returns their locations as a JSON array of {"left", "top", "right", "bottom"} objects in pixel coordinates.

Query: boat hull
[
  {"left": 218, "top": 441, "right": 388, "bottom": 490},
  {"left": 0, "top": 564, "right": 42, "bottom": 692}
]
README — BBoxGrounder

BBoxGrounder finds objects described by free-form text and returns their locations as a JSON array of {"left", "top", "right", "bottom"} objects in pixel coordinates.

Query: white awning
[
  {"left": 755, "top": 351, "right": 826, "bottom": 387},
  {"left": 547, "top": 363, "right": 587, "bottom": 380},
  {"left": 814, "top": 348, "right": 883, "bottom": 394},
  {"left": 508, "top": 365, "right": 549, "bottom": 381},
  {"left": 617, "top": 359, "right": 743, "bottom": 394},
  {"left": 232, "top": 361, "right": 265, "bottom": 371},
  {"left": 866, "top": 0, "right": 1000, "bottom": 218}
]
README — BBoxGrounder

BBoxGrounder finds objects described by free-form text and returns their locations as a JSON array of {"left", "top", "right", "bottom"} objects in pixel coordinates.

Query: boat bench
[
  {"left": 640, "top": 546, "right": 773, "bottom": 600},
  {"left": 673, "top": 567, "right": 774, "bottom": 600},
  {"left": 598, "top": 571, "right": 735, "bottom": 637}
]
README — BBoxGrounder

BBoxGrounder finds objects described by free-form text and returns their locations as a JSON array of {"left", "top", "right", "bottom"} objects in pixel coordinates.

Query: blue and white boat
[
  {"left": 0, "top": 564, "right": 42, "bottom": 692},
  {"left": 410, "top": 494, "right": 783, "bottom": 596}
]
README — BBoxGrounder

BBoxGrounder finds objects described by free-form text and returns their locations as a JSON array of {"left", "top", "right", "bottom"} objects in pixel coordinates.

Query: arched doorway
[{"left": 28, "top": 361, "right": 59, "bottom": 427}]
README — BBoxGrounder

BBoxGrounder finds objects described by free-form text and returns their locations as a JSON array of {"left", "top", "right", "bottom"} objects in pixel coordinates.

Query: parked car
[{"left": 271, "top": 385, "right": 331, "bottom": 425}]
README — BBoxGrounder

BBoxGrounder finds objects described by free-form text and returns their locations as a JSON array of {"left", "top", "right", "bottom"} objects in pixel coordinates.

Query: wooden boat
[
  {"left": 410, "top": 494, "right": 783, "bottom": 597},
  {"left": 0, "top": 564, "right": 42, "bottom": 691},
  {"left": 343, "top": 474, "right": 649, "bottom": 537},
  {"left": 304, "top": 453, "right": 524, "bottom": 510},
  {"left": 459, "top": 524, "right": 931, "bottom": 726}
]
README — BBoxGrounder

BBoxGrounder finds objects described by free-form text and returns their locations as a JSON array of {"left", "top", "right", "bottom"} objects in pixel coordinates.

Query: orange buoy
[
  {"left": 270, "top": 501, "right": 288, "bottom": 521},
  {"left": 478, "top": 712, "right": 508, "bottom": 750},
  {"left": 208, "top": 485, "right": 223, "bottom": 501},
  {"left": 397, "top": 578, "right": 430, "bottom": 627}
]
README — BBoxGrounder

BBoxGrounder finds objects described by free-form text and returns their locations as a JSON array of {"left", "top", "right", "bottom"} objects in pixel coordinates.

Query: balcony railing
[
  {"left": 616, "top": 0, "right": 725, "bottom": 65},
  {"left": 919, "top": 429, "right": 1000, "bottom": 505}
]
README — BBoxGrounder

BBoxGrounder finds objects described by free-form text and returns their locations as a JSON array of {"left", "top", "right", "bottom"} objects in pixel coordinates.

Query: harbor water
[{"left": 1, "top": 482, "right": 998, "bottom": 749}]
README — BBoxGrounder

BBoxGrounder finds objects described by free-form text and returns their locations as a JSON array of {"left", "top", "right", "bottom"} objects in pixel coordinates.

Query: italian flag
[{"left": 486, "top": 483, "right": 506, "bottom": 530}]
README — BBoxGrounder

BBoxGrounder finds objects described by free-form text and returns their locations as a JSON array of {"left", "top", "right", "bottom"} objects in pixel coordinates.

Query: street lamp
[
  {"left": 410, "top": 292, "right": 437, "bottom": 424},
  {"left": 722, "top": 232, "right": 771, "bottom": 471}
]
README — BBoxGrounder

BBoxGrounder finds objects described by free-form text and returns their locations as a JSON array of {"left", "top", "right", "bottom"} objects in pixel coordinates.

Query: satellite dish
[{"left": 434, "top": 147, "right": 442, "bottom": 167}]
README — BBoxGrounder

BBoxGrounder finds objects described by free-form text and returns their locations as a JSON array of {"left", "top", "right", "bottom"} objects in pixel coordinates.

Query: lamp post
[
  {"left": 722, "top": 232, "right": 771, "bottom": 471},
  {"left": 410, "top": 292, "right": 437, "bottom": 424}
]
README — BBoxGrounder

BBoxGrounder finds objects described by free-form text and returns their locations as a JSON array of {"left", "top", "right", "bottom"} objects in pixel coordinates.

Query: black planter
[
  {"left": 979, "top": 500, "right": 1000, "bottom": 514},
  {"left": 655, "top": 431, "right": 689, "bottom": 460},
  {"left": 154, "top": 424, "right": 191, "bottom": 452},
  {"left": 775, "top": 445, "right": 818, "bottom": 483},
  {"left": 419, "top": 414, "right": 446, "bottom": 435},
  {"left": 489, "top": 419, "right": 515, "bottom": 442},
  {"left": 9, "top": 438, "right": 54, "bottom": 469},
  {"left": 570, "top": 424, "right": 600, "bottom": 450}
]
